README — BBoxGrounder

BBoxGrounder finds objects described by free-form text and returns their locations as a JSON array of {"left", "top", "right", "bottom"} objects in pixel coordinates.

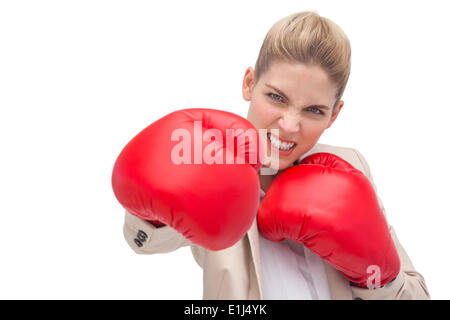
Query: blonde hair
[{"left": 254, "top": 11, "right": 351, "bottom": 110}]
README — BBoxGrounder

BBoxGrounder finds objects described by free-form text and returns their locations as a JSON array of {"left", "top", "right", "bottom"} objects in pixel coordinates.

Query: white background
[{"left": 1, "top": 0, "right": 449, "bottom": 299}]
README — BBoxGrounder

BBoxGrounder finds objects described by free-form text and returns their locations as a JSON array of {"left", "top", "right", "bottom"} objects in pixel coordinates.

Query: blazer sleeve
[
  {"left": 123, "top": 211, "right": 192, "bottom": 255},
  {"left": 350, "top": 149, "right": 430, "bottom": 300}
]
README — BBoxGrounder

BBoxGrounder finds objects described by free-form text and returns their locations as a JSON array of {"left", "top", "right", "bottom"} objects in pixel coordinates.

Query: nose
[{"left": 278, "top": 108, "right": 300, "bottom": 134}]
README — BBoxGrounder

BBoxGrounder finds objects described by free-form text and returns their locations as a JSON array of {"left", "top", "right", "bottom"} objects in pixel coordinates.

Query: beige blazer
[{"left": 122, "top": 143, "right": 430, "bottom": 300}]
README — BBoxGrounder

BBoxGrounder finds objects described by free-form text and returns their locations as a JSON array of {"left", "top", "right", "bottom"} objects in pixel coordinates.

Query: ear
[
  {"left": 326, "top": 100, "right": 344, "bottom": 129},
  {"left": 242, "top": 67, "right": 255, "bottom": 102}
]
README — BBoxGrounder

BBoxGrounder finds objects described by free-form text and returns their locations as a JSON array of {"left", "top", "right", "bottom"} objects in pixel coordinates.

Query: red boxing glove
[
  {"left": 112, "top": 108, "right": 261, "bottom": 251},
  {"left": 257, "top": 152, "right": 400, "bottom": 288}
]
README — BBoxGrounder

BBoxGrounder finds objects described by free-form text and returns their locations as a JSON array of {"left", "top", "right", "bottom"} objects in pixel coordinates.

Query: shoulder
[{"left": 298, "top": 143, "right": 371, "bottom": 177}]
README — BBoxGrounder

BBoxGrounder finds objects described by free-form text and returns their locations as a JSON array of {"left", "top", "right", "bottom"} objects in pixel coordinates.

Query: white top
[{"left": 258, "top": 189, "right": 332, "bottom": 300}]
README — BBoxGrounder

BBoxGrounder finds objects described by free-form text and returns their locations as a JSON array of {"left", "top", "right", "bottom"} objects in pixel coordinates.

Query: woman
[{"left": 120, "top": 11, "right": 430, "bottom": 300}]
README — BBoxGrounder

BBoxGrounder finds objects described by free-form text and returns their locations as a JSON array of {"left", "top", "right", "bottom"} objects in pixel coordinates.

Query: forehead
[{"left": 261, "top": 60, "right": 337, "bottom": 104}]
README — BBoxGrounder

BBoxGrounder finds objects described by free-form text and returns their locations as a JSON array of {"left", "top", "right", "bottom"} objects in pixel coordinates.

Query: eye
[
  {"left": 268, "top": 93, "right": 284, "bottom": 103},
  {"left": 307, "top": 106, "right": 323, "bottom": 115}
]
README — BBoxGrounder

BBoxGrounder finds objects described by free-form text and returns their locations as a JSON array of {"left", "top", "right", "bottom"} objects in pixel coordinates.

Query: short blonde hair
[{"left": 254, "top": 11, "right": 351, "bottom": 110}]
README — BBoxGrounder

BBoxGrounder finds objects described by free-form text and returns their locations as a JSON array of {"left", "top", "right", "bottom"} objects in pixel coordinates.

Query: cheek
[
  {"left": 300, "top": 119, "right": 328, "bottom": 138},
  {"left": 248, "top": 97, "right": 280, "bottom": 129},
  {"left": 295, "top": 118, "right": 329, "bottom": 150}
]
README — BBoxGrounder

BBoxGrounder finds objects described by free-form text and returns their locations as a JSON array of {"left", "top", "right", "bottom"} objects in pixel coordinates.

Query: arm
[
  {"left": 351, "top": 149, "right": 430, "bottom": 300},
  {"left": 123, "top": 211, "right": 192, "bottom": 255}
]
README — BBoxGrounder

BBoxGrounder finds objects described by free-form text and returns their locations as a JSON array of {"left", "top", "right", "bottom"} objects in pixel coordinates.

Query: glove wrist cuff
[{"left": 349, "top": 276, "right": 397, "bottom": 289}]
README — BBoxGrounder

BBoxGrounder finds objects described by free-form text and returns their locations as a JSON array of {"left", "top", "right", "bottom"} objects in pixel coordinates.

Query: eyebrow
[{"left": 265, "top": 83, "right": 331, "bottom": 110}]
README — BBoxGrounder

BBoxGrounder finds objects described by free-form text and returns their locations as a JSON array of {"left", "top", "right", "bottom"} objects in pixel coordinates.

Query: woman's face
[{"left": 243, "top": 60, "right": 344, "bottom": 171}]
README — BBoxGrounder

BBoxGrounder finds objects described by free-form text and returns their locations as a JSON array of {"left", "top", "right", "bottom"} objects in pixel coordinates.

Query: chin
[
  {"left": 280, "top": 158, "right": 298, "bottom": 170},
  {"left": 265, "top": 156, "right": 297, "bottom": 172}
]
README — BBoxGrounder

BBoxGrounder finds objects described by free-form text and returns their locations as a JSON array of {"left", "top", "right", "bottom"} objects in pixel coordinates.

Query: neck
[{"left": 259, "top": 160, "right": 300, "bottom": 192}]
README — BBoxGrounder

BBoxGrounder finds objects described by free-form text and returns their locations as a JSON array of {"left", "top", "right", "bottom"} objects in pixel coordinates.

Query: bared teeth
[{"left": 269, "top": 133, "right": 295, "bottom": 151}]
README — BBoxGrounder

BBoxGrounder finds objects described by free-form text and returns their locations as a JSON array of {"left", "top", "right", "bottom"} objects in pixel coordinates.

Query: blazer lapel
[
  {"left": 324, "top": 262, "right": 353, "bottom": 300},
  {"left": 247, "top": 218, "right": 264, "bottom": 298}
]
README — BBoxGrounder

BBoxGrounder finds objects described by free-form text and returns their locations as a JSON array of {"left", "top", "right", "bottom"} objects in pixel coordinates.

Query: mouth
[{"left": 267, "top": 132, "right": 297, "bottom": 154}]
